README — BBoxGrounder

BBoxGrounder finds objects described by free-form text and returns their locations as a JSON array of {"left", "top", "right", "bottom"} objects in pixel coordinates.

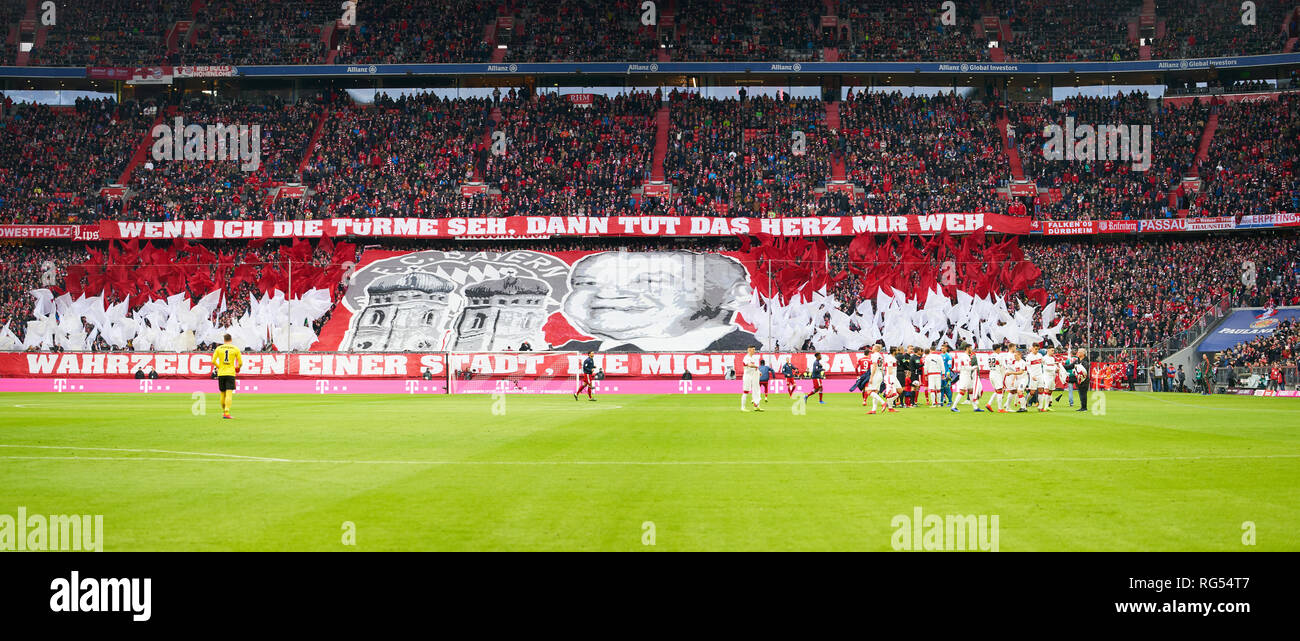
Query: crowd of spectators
[
  {"left": 1001, "top": 0, "right": 1140, "bottom": 62},
  {"left": 300, "top": 92, "right": 494, "bottom": 219},
  {"left": 334, "top": 0, "right": 497, "bottom": 64},
  {"left": 128, "top": 95, "right": 322, "bottom": 222},
  {"left": 4, "top": 89, "right": 1300, "bottom": 225},
  {"left": 507, "top": 0, "right": 656, "bottom": 62},
  {"left": 1198, "top": 93, "right": 1300, "bottom": 220},
  {"left": 184, "top": 1, "right": 333, "bottom": 66},
  {"left": 840, "top": 0, "right": 981, "bottom": 62},
  {"left": 1218, "top": 318, "right": 1297, "bottom": 368},
  {"left": 7, "top": 0, "right": 1299, "bottom": 66},
  {"left": 1022, "top": 235, "right": 1300, "bottom": 349},
  {"left": 0, "top": 244, "right": 82, "bottom": 338},
  {"left": 1153, "top": 0, "right": 1295, "bottom": 60},
  {"left": 485, "top": 91, "right": 656, "bottom": 217},
  {"left": 674, "top": 0, "right": 821, "bottom": 62},
  {"left": 663, "top": 90, "right": 830, "bottom": 217},
  {"left": 0, "top": 97, "right": 150, "bottom": 224},
  {"left": 1011, "top": 92, "right": 1213, "bottom": 220},
  {"left": 838, "top": 90, "right": 1006, "bottom": 216}
]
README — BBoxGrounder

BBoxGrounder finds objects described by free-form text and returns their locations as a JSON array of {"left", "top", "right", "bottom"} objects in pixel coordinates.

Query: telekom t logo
[
  {"left": 53, "top": 379, "right": 67, "bottom": 393},
  {"left": 316, "top": 380, "right": 331, "bottom": 394},
  {"left": 404, "top": 380, "right": 419, "bottom": 394},
  {"left": 678, "top": 380, "right": 694, "bottom": 394},
  {"left": 138, "top": 380, "right": 153, "bottom": 393}
]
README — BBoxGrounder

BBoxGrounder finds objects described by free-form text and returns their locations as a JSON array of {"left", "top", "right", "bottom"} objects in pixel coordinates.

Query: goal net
[{"left": 446, "top": 351, "right": 581, "bottom": 395}]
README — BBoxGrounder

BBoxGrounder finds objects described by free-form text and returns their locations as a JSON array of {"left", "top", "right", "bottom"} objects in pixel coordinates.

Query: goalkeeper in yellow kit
[{"left": 212, "top": 334, "right": 242, "bottom": 419}]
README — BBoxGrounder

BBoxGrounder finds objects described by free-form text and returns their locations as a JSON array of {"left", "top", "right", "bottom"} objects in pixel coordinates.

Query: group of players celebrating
[{"left": 739, "top": 343, "right": 1088, "bottom": 414}]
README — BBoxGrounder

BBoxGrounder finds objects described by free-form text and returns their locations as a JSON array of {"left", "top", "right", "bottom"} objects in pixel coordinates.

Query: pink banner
[
  {"left": 98, "top": 214, "right": 1029, "bottom": 240},
  {"left": 0, "top": 351, "right": 1021, "bottom": 380},
  {"left": 0, "top": 377, "right": 1005, "bottom": 395}
]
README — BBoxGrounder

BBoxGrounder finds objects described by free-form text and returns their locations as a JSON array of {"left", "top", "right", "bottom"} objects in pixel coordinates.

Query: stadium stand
[
  {"left": 127, "top": 96, "right": 323, "bottom": 222},
  {"left": 838, "top": 90, "right": 1006, "bottom": 216},
  {"left": 0, "top": 98, "right": 151, "bottom": 224},
  {"left": 1198, "top": 93, "right": 1300, "bottom": 219},
  {"left": 673, "top": 0, "right": 822, "bottom": 62},
  {"left": 4, "top": 0, "right": 1299, "bottom": 64}
]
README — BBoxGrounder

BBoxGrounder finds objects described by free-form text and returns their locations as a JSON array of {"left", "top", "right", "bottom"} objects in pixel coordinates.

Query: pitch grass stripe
[
  {"left": 1131, "top": 392, "right": 1300, "bottom": 412},
  {"left": 0, "top": 444, "right": 289, "bottom": 461},
  {"left": 3, "top": 453, "right": 1299, "bottom": 465}
]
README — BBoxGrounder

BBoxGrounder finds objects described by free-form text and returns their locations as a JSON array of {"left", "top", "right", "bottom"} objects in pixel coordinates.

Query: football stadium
[{"left": 1, "top": 0, "right": 1299, "bottom": 562}]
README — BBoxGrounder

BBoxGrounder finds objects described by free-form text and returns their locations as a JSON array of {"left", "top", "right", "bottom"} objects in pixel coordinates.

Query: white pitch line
[
  {"left": 2, "top": 453, "right": 1298, "bottom": 465},
  {"left": 0, "top": 444, "right": 289, "bottom": 462}
]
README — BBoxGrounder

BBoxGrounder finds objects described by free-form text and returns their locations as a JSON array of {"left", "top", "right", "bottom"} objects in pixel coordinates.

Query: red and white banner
[
  {"left": 1008, "top": 182, "right": 1037, "bottom": 197},
  {"left": 274, "top": 185, "right": 307, "bottom": 199},
  {"left": 642, "top": 182, "right": 671, "bottom": 196},
  {"left": 1139, "top": 216, "right": 1235, "bottom": 233},
  {"left": 0, "top": 350, "right": 1008, "bottom": 380},
  {"left": 129, "top": 66, "right": 172, "bottom": 85},
  {"left": 1184, "top": 216, "right": 1237, "bottom": 231},
  {"left": 0, "top": 225, "right": 99, "bottom": 240},
  {"left": 99, "top": 213, "right": 1030, "bottom": 240},
  {"left": 566, "top": 93, "right": 595, "bottom": 106},
  {"left": 459, "top": 182, "right": 490, "bottom": 196},
  {"left": 1095, "top": 220, "right": 1141, "bottom": 234}
]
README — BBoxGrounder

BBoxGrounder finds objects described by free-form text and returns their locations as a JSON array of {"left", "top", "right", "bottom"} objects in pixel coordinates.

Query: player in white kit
[
  {"left": 882, "top": 347, "right": 901, "bottom": 412},
  {"left": 1025, "top": 345, "right": 1044, "bottom": 407},
  {"left": 949, "top": 346, "right": 982, "bottom": 412},
  {"left": 923, "top": 347, "right": 943, "bottom": 407},
  {"left": 740, "top": 346, "right": 763, "bottom": 412},
  {"left": 866, "top": 344, "right": 889, "bottom": 414},
  {"left": 1004, "top": 349, "right": 1029, "bottom": 412},
  {"left": 1038, "top": 347, "right": 1058, "bottom": 412},
  {"left": 985, "top": 344, "right": 1008, "bottom": 413}
]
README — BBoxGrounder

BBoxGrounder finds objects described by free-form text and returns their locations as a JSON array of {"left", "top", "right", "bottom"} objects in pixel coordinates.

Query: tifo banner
[
  {"left": 99, "top": 214, "right": 1030, "bottom": 240},
  {"left": 1197, "top": 307, "right": 1300, "bottom": 354},
  {"left": 313, "top": 237, "right": 1058, "bottom": 354},
  {"left": 316, "top": 248, "right": 764, "bottom": 353},
  {"left": 0, "top": 350, "right": 1019, "bottom": 380}
]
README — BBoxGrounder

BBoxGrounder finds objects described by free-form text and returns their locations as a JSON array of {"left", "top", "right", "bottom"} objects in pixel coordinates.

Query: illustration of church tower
[
  {"left": 452, "top": 275, "right": 550, "bottom": 351},
  {"left": 347, "top": 270, "right": 458, "bottom": 351}
]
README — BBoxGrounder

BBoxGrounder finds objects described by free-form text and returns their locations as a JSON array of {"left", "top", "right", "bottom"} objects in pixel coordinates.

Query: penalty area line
[{"left": 2, "top": 453, "right": 1298, "bottom": 466}]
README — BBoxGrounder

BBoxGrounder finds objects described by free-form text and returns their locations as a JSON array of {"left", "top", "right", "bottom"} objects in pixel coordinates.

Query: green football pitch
[{"left": 1, "top": 390, "right": 1297, "bottom": 551}]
